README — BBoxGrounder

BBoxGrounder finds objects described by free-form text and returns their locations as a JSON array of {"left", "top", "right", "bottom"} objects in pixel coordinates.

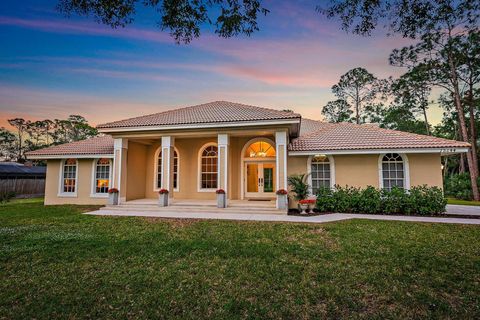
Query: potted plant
[
  {"left": 158, "top": 188, "right": 169, "bottom": 207},
  {"left": 276, "top": 189, "right": 288, "bottom": 210},
  {"left": 287, "top": 174, "right": 310, "bottom": 211},
  {"left": 107, "top": 188, "right": 119, "bottom": 205},
  {"left": 298, "top": 199, "right": 315, "bottom": 214},
  {"left": 216, "top": 189, "right": 226, "bottom": 208}
]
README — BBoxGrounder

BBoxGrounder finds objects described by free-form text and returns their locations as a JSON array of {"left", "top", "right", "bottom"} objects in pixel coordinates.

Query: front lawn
[{"left": 1, "top": 199, "right": 479, "bottom": 319}]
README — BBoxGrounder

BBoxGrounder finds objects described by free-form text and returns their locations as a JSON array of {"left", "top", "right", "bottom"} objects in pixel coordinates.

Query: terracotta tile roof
[
  {"left": 97, "top": 101, "right": 301, "bottom": 129},
  {"left": 300, "top": 118, "right": 336, "bottom": 135},
  {"left": 25, "top": 135, "right": 114, "bottom": 157},
  {"left": 26, "top": 118, "right": 469, "bottom": 159},
  {"left": 291, "top": 120, "right": 470, "bottom": 152}
]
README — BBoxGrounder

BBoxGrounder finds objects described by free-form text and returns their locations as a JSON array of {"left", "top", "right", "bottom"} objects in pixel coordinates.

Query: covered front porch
[{"left": 110, "top": 128, "right": 289, "bottom": 210}]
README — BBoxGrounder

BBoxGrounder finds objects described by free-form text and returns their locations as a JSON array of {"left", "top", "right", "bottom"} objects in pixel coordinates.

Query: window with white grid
[
  {"left": 94, "top": 158, "right": 111, "bottom": 194},
  {"left": 62, "top": 158, "right": 77, "bottom": 193},
  {"left": 156, "top": 150, "right": 179, "bottom": 190},
  {"left": 311, "top": 156, "right": 331, "bottom": 195},
  {"left": 382, "top": 153, "right": 405, "bottom": 190},
  {"left": 200, "top": 145, "right": 218, "bottom": 189}
]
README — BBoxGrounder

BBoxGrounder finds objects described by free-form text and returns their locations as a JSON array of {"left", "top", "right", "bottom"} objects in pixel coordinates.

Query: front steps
[{"left": 101, "top": 199, "right": 286, "bottom": 215}]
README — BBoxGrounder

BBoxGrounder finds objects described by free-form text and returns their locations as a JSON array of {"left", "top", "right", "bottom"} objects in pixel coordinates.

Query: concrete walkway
[
  {"left": 446, "top": 204, "right": 480, "bottom": 216},
  {"left": 85, "top": 209, "right": 480, "bottom": 225}
]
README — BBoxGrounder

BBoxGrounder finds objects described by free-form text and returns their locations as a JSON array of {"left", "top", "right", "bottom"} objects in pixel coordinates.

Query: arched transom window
[
  {"left": 381, "top": 153, "right": 405, "bottom": 190},
  {"left": 157, "top": 149, "right": 179, "bottom": 190},
  {"left": 94, "top": 158, "right": 111, "bottom": 194},
  {"left": 62, "top": 158, "right": 77, "bottom": 193},
  {"left": 200, "top": 145, "right": 218, "bottom": 189},
  {"left": 311, "top": 155, "right": 331, "bottom": 194},
  {"left": 244, "top": 141, "right": 275, "bottom": 158}
]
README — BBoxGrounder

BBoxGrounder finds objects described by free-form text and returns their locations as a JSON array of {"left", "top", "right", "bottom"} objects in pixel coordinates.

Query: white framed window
[
  {"left": 198, "top": 143, "right": 218, "bottom": 191},
  {"left": 91, "top": 158, "right": 112, "bottom": 197},
  {"left": 58, "top": 158, "right": 78, "bottom": 197},
  {"left": 154, "top": 148, "right": 179, "bottom": 191},
  {"left": 379, "top": 153, "right": 410, "bottom": 190},
  {"left": 307, "top": 155, "right": 335, "bottom": 195}
]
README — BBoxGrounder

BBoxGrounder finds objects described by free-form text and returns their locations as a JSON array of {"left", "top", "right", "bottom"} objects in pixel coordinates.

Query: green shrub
[
  {"left": 356, "top": 186, "right": 381, "bottom": 214},
  {"left": 444, "top": 173, "right": 480, "bottom": 200},
  {"left": 381, "top": 187, "right": 407, "bottom": 215},
  {"left": 408, "top": 185, "right": 446, "bottom": 215},
  {"left": 0, "top": 191, "right": 16, "bottom": 203},
  {"left": 314, "top": 185, "right": 446, "bottom": 216},
  {"left": 331, "top": 186, "right": 355, "bottom": 212},
  {"left": 315, "top": 187, "right": 334, "bottom": 212}
]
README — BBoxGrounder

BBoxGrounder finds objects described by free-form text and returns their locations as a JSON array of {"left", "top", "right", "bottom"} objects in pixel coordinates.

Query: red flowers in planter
[
  {"left": 108, "top": 188, "right": 119, "bottom": 194},
  {"left": 276, "top": 189, "right": 288, "bottom": 195},
  {"left": 216, "top": 189, "right": 226, "bottom": 194},
  {"left": 299, "top": 199, "right": 315, "bottom": 205},
  {"left": 158, "top": 189, "right": 169, "bottom": 194}
]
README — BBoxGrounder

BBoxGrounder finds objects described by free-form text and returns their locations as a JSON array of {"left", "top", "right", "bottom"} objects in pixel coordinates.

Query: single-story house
[{"left": 26, "top": 101, "right": 469, "bottom": 209}]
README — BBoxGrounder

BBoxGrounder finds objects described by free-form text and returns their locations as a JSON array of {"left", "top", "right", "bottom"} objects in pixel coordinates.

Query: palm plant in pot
[{"left": 287, "top": 174, "right": 310, "bottom": 214}]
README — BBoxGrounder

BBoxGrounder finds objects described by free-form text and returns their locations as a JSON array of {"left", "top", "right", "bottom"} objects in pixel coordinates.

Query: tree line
[{"left": 0, "top": 116, "right": 97, "bottom": 162}]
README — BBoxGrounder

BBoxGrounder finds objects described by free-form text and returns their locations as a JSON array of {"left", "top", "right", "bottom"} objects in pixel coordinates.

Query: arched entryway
[{"left": 241, "top": 138, "right": 276, "bottom": 199}]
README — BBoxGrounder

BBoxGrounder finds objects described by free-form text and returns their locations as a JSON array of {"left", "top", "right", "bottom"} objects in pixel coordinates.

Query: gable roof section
[
  {"left": 291, "top": 120, "right": 470, "bottom": 153},
  {"left": 97, "top": 101, "right": 301, "bottom": 130},
  {"left": 25, "top": 136, "right": 114, "bottom": 159}
]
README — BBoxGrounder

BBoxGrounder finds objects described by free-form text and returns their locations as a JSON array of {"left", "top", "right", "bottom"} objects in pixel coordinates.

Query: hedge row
[{"left": 315, "top": 185, "right": 446, "bottom": 215}]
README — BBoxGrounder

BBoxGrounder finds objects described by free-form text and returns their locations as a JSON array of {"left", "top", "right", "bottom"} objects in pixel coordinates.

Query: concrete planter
[
  {"left": 108, "top": 192, "right": 119, "bottom": 206},
  {"left": 299, "top": 203, "right": 309, "bottom": 214},
  {"left": 217, "top": 193, "right": 226, "bottom": 208},
  {"left": 158, "top": 193, "right": 169, "bottom": 207},
  {"left": 276, "top": 194, "right": 288, "bottom": 210}
]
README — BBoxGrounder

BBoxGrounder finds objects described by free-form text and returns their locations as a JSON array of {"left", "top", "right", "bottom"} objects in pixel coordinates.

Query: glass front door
[{"left": 245, "top": 162, "right": 276, "bottom": 198}]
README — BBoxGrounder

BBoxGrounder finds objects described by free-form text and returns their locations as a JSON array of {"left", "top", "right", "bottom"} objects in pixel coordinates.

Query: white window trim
[
  {"left": 90, "top": 158, "right": 113, "bottom": 198},
  {"left": 378, "top": 153, "right": 410, "bottom": 190},
  {"left": 58, "top": 159, "right": 78, "bottom": 197},
  {"left": 307, "top": 155, "right": 335, "bottom": 196},
  {"left": 153, "top": 146, "right": 180, "bottom": 192},
  {"left": 197, "top": 142, "right": 218, "bottom": 192}
]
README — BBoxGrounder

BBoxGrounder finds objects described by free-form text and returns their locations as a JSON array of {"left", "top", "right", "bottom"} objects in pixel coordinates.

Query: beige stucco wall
[
  {"left": 44, "top": 159, "right": 109, "bottom": 205},
  {"left": 408, "top": 153, "right": 443, "bottom": 188},
  {"left": 126, "top": 141, "right": 147, "bottom": 201},
  {"left": 334, "top": 154, "right": 380, "bottom": 188},
  {"left": 287, "top": 153, "right": 443, "bottom": 189}
]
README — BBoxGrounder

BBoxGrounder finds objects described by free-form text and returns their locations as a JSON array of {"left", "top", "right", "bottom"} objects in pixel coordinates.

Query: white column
[
  {"left": 275, "top": 131, "right": 288, "bottom": 209},
  {"left": 217, "top": 133, "right": 229, "bottom": 201},
  {"left": 113, "top": 138, "right": 128, "bottom": 204},
  {"left": 161, "top": 136, "right": 175, "bottom": 203}
]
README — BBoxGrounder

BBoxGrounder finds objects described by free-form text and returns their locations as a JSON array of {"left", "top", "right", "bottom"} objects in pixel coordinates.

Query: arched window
[
  {"left": 381, "top": 153, "right": 406, "bottom": 190},
  {"left": 199, "top": 144, "right": 218, "bottom": 190},
  {"left": 244, "top": 141, "right": 276, "bottom": 158},
  {"left": 94, "top": 158, "right": 111, "bottom": 194},
  {"left": 310, "top": 155, "right": 333, "bottom": 195},
  {"left": 61, "top": 158, "right": 77, "bottom": 194},
  {"left": 156, "top": 149, "right": 179, "bottom": 190}
]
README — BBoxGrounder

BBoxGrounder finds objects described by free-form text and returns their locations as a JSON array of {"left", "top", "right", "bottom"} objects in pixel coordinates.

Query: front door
[{"left": 245, "top": 162, "right": 276, "bottom": 198}]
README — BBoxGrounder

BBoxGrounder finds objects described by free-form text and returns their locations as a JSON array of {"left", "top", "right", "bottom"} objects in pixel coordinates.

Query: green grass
[
  {"left": 1, "top": 199, "right": 479, "bottom": 319},
  {"left": 447, "top": 197, "right": 480, "bottom": 206}
]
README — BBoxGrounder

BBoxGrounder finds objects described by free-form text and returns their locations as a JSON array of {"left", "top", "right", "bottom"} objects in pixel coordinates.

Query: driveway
[{"left": 447, "top": 204, "right": 480, "bottom": 216}]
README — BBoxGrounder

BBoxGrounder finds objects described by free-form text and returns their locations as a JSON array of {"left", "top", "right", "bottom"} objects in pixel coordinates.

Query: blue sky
[{"left": 0, "top": 0, "right": 443, "bottom": 128}]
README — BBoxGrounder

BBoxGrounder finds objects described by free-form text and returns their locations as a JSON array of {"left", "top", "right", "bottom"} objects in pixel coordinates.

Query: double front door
[{"left": 245, "top": 162, "right": 275, "bottom": 198}]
